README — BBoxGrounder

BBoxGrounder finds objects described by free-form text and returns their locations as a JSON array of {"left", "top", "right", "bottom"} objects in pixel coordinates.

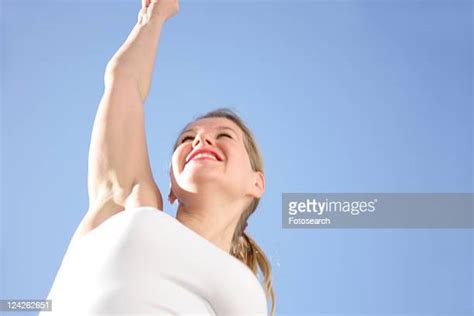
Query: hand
[{"left": 138, "top": 0, "right": 179, "bottom": 24}]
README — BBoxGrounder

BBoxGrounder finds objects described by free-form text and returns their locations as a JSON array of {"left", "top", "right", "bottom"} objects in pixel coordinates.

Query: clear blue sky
[{"left": 1, "top": 0, "right": 472, "bottom": 315}]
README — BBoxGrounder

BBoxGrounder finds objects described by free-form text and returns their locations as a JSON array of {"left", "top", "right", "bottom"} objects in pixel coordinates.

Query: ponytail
[
  {"left": 230, "top": 199, "right": 276, "bottom": 316},
  {"left": 231, "top": 232, "right": 276, "bottom": 316}
]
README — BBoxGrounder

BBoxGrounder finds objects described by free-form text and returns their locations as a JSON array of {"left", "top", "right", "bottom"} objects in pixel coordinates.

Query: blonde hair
[{"left": 172, "top": 108, "right": 276, "bottom": 316}]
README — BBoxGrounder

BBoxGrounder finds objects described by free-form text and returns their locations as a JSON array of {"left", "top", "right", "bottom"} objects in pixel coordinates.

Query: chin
[{"left": 179, "top": 169, "right": 222, "bottom": 189}]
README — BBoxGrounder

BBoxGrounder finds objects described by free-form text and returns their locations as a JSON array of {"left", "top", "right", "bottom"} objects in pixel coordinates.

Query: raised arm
[{"left": 72, "top": 0, "right": 179, "bottom": 241}]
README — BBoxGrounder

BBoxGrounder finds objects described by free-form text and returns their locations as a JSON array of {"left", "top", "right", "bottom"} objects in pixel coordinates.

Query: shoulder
[{"left": 68, "top": 206, "right": 165, "bottom": 250}]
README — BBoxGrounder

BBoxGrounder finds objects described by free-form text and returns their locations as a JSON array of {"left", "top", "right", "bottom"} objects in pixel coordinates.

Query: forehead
[{"left": 182, "top": 117, "right": 242, "bottom": 137}]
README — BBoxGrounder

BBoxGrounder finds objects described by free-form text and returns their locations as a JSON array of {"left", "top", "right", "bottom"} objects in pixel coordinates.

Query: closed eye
[
  {"left": 180, "top": 133, "right": 232, "bottom": 144},
  {"left": 180, "top": 135, "right": 194, "bottom": 143},
  {"left": 218, "top": 133, "right": 233, "bottom": 139}
]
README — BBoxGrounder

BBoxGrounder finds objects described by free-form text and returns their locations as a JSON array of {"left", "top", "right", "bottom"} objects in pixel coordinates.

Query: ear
[
  {"left": 168, "top": 181, "right": 177, "bottom": 205},
  {"left": 250, "top": 171, "right": 265, "bottom": 199},
  {"left": 167, "top": 162, "right": 178, "bottom": 205}
]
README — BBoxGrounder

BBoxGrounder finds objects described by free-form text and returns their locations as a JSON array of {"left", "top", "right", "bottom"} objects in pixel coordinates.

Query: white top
[{"left": 41, "top": 206, "right": 268, "bottom": 316}]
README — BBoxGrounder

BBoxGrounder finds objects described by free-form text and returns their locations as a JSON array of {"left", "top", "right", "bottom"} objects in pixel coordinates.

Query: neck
[{"left": 175, "top": 197, "right": 245, "bottom": 253}]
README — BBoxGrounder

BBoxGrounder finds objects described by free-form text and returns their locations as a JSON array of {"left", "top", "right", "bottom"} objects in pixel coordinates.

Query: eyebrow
[{"left": 181, "top": 126, "right": 239, "bottom": 138}]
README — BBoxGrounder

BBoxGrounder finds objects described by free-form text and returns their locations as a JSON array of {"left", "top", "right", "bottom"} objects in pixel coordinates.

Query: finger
[{"left": 141, "top": 0, "right": 150, "bottom": 9}]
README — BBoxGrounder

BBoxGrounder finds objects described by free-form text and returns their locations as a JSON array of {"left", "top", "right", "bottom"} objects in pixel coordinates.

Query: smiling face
[{"left": 169, "top": 117, "right": 263, "bottom": 205}]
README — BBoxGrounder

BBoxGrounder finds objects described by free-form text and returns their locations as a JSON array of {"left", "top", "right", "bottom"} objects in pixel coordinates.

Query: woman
[{"left": 41, "top": 0, "right": 275, "bottom": 315}]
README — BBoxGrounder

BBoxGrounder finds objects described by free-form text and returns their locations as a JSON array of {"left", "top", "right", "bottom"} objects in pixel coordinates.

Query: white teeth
[{"left": 193, "top": 152, "right": 217, "bottom": 160}]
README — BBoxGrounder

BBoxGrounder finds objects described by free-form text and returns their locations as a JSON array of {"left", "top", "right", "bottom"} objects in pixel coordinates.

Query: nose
[{"left": 192, "top": 132, "right": 214, "bottom": 148}]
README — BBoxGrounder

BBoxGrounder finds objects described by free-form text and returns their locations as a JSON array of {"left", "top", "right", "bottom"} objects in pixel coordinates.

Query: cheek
[
  {"left": 170, "top": 148, "right": 185, "bottom": 176},
  {"left": 228, "top": 149, "right": 253, "bottom": 173},
  {"left": 169, "top": 152, "right": 185, "bottom": 190}
]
